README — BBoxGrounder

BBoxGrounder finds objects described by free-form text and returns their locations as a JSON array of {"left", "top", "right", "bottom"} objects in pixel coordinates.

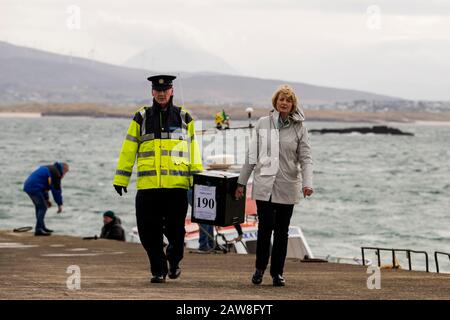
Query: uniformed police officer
[{"left": 113, "top": 75, "right": 203, "bottom": 283}]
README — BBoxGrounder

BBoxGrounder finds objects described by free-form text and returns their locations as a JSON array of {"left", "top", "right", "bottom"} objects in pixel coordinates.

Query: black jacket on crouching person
[{"left": 100, "top": 217, "right": 126, "bottom": 241}]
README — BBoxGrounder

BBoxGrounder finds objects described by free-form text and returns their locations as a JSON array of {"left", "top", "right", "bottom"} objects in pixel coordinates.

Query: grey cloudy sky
[{"left": 1, "top": 0, "right": 450, "bottom": 100}]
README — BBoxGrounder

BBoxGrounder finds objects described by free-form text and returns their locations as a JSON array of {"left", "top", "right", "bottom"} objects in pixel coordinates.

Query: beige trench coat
[{"left": 238, "top": 108, "right": 313, "bottom": 204}]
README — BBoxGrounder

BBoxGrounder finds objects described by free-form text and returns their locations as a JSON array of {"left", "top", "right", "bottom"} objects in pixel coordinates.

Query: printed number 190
[{"left": 197, "top": 197, "right": 215, "bottom": 209}]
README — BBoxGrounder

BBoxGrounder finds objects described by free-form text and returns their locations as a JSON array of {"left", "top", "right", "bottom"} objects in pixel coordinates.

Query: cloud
[
  {"left": 92, "top": 12, "right": 207, "bottom": 51},
  {"left": 267, "top": 37, "right": 450, "bottom": 100},
  {"left": 228, "top": 0, "right": 450, "bottom": 16},
  {"left": 1, "top": 0, "right": 450, "bottom": 99}
]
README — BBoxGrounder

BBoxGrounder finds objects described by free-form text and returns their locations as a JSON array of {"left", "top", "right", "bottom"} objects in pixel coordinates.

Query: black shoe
[
  {"left": 252, "top": 269, "right": 264, "bottom": 285},
  {"left": 168, "top": 266, "right": 181, "bottom": 279},
  {"left": 150, "top": 275, "right": 166, "bottom": 283},
  {"left": 272, "top": 274, "right": 285, "bottom": 287},
  {"left": 35, "top": 230, "right": 51, "bottom": 236},
  {"left": 43, "top": 227, "right": 54, "bottom": 233}
]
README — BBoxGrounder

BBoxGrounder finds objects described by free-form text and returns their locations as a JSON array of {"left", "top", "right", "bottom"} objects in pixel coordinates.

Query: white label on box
[{"left": 193, "top": 185, "right": 217, "bottom": 221}]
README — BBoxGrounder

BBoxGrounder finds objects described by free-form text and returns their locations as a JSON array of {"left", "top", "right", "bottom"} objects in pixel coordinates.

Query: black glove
[{"left": 114, "top": 185, "right": 127, "bottom": 196}]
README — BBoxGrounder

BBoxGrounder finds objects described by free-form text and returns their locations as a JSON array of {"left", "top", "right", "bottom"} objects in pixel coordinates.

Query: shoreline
[
  {"left": 0, "top": 112, "right": 42, "bottom": 118},
  {"left": 2, "top": 110, "right": 450, "bottom": 124}
]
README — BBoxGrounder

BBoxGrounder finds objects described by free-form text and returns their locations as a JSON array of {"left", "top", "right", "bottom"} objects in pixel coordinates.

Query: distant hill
[
  {"left": 177, "top": 73, "right": 399, "bottom": 106},
  {"left": 123, "top": 39, "right": 237, "bottom": 75},
  {"left": 0, "top": 41, "right": 400, "bottom": 106}
]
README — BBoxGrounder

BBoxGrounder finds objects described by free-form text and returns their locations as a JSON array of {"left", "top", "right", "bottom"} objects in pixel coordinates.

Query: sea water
[{"left": 0, "top": 116, "right": 449, "bottom": 272}]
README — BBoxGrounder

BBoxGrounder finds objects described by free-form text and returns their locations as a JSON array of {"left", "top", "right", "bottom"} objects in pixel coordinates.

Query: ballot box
[{"left": 191, "top": 171, "right": 246, "bottom": 227}]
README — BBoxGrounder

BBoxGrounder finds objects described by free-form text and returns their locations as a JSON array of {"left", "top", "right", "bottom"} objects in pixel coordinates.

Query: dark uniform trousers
[
  {"left": 136, "top": 188, "right": 188, "bottom": 276},
  {"left": 255, "top": 200, "right": 294, "bottom": 277}
]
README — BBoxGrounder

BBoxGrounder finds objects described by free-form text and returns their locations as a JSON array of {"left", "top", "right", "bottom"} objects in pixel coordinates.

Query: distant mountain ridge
[
  {"left": 0, "top": 41, "right": 400, "bottom": 106},
  {"left": 123, "top": 40, "right": 238, "bottom": 75}
]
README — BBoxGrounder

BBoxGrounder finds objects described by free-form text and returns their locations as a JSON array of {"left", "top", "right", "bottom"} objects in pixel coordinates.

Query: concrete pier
[{"left": 0, "top": 230, "right": 449, "bottom": 300}]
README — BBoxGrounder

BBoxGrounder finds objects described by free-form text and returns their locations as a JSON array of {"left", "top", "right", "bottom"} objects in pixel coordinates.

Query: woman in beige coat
[{"left": 235, "top": 84, "right": 314, "bottom": 286}]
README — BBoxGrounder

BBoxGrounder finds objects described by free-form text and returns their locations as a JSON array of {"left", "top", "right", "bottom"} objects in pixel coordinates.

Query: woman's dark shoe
[
  {"left": 252, "top": 269, "right": 264, "bottom": 285},
  {"left": 150, "top": 275, "right": 166, "bottom": 283},
  {"left": 168, "top": 266, "right": 181, "bottom": 279},
  {"left": 43, "top": 227, "right": 54, "bottom": 233},
  {"left": 272, "top": 274, "right": 286, "bottom": 287}
]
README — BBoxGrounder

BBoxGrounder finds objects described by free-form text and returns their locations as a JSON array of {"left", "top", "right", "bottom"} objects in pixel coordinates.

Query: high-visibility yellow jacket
[{"left": 113, "top": 103, "right": 203, "bottom": 190}]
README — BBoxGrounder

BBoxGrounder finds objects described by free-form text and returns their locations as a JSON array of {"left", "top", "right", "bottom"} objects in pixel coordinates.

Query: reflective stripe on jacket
[{"left": 113, "top": 103, "right": 203, "bottom": 190}]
